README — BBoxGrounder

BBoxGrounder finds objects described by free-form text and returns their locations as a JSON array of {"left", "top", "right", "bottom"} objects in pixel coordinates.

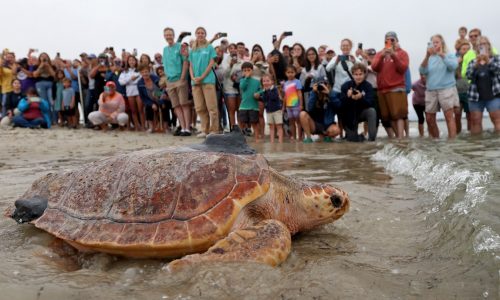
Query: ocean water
[{"left": 0, "top": 125, "right": 498, "bottom": 299}]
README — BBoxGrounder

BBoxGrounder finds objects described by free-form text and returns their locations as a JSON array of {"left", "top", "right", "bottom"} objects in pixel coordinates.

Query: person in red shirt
[{"left": 371, "top": 31, "right": 410, "bottom": 139}]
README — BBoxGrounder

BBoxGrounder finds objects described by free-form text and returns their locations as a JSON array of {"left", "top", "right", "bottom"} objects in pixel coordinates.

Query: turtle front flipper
[{"left": 166, "top": 219, "right": 291, "bottom": 271}]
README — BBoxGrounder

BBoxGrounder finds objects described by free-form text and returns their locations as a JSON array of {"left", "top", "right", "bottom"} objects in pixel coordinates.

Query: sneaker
[
  {"left": 180, "top": 131, "right": 191, "bottom": 136},
  {"left": 323, "top": 137, "right": 333, "bottom": 143},
  {"left": 303, "top": 137, "right": 313, "bottom": 144},
  {"left": 196, "top": 132, "right": 207, "bottom": 138},
  {"left": 173, "top": 126, "right": 182, "bottom": 136}
]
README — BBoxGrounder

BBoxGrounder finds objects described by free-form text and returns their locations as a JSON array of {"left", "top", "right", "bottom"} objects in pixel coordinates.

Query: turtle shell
[{"left": 26, "top": 147, "right": 270, "bottom": 258}]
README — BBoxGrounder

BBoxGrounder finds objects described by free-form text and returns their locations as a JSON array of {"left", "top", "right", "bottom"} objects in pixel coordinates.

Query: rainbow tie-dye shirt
[{"left": 283, "top": 79, "right": 302, "bottom": 108}]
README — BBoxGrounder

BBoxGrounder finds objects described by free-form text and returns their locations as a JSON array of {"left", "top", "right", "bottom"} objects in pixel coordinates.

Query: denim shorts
[{"left": 468, "top": 98, "right": 500, "bottom": 113}]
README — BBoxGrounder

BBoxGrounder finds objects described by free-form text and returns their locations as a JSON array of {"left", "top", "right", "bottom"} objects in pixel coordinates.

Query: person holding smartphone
[
  {"left": 466, "top": 36, "right": 500, "bottom": 134},
  {"left": 371, "top": 31, "right": 409, "bottom": 139},
  {"left": 419, "top": 34, "right": 459, "bottom": 139}
]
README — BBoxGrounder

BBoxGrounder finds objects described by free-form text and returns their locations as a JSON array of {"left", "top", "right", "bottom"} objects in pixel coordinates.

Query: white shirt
[{"left": 118, "top": 68, "right": 141, "bottom": 97}]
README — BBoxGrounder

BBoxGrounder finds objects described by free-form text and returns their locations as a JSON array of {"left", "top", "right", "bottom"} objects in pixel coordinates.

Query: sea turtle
[{"left": 7, "top": 131, "right": 349, "bottom": 270}]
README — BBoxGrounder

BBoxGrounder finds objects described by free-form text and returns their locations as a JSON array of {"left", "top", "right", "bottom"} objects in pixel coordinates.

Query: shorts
[
  {"left": 286, "top": 106, "right": 301, "bottom": 119},
  {"left": 312, "top": 122, "right": 326, "bottom": 135},
  {"left": 62, "top": 106, "right": 76, "bottom": 117},
  {"left": 224, "top": 93, "right": 239, "bottom": 98},
  {"left": 458, "top": 92, "right": 470, "bottom": 113},
  {"left": 166, "top": 79, "right": 190, "bottom": 108},
  {"left": 238, "top": 109, "right": 259, "bottom": 124},
  {"left": 425, "top": 86, "right": 459, "bottom": 113},
  {"left": 266, "top": 110, "right": 283, "bottom": 125},
  {"left": 468, "top": 98, "right": 500, "bottom": 113},
  {"left": 378, "top": 91, "right": 408, "bottom": 122},
  {"left": 413, "top": 104, "right": 425, "bottom": 125}
]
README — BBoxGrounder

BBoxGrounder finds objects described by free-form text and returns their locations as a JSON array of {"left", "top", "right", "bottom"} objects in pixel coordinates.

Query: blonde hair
[
  {"left": 432, "top": 34, "right": 448, "bottom": 54},
  {"left": 477, "top": 36, "right": 494, "bottom": 56},
  {"left": 192, "top": 27, "right": 209, "bottom": 50}
]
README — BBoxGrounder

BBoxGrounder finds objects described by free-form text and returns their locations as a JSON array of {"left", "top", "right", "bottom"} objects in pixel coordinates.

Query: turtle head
[{"left": 298, "top": 183, "right": 350, "bottom": 230}]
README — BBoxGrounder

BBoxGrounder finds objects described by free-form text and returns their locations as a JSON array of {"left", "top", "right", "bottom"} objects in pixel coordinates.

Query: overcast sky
[{"left": 4, "top": 0, "right": 500, "bottom": 120}]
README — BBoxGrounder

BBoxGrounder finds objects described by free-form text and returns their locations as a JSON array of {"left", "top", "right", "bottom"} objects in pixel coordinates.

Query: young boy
[
  {"left": 339, "top": 63, "right": 376, "bottom": 142},
  {"left": 61, "top": 77, "right": 76, "bottom": 128},
  {"left": 257, "top": 73, "right": 284, "bottom": 143},
  {"left": 455, "top": 26, "right": 468, "bottom": 53},
  {"left": 238, "top": 62, "right": 261, "bottom": 142}
]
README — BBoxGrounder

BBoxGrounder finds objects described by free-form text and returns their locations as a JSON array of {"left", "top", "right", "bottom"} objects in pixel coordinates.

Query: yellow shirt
[{"left": 0, "top": 66, "right": 14, "bottom": 93}]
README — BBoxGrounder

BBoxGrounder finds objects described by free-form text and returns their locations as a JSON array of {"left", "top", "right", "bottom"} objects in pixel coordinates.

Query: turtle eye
[{"left": 330, "top": 195, "right": 342, "bottom": 208}]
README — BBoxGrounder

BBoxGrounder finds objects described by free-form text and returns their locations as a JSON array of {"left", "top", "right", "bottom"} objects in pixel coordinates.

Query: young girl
[
  {"left": 282, "top": 66, "right": 303, "bottom": 141},
  {"left": 259, "top": 73, "right": 283, "bottom": 143},
  {"left": 119, "top": 56, "right": 144, "bottom": 130},
  {"left": 61, "top": 77, "right": 77, "bottom": 128},
  {"left": 54, "top": 69, "right": 65, "bottom": 125},
  {"left": 300, "top": 47, "right": 327, "bottom": 102}
]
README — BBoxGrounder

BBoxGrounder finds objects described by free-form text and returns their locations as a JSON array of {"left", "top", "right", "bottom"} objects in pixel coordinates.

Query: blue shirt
[
  {"left": 162, "top": 43, "right": 186, "bottom": 82},
  {"left": 189, "top": 44, "right": 217, "bottom": 85},
  {"left": 419, "top": 53, "right": 458, "bottom": 91}
]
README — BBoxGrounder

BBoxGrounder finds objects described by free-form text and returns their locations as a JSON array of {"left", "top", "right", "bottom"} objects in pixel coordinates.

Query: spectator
[
  {"left": 250, "top": 44, "right": 269, "bottom": 137},
  {"left": 32, "top": 52, "right": 55, "bottom": 123},
  {"left": 88, "top": 54, "right": 109, "bottom": 127},
  {"left": 411, "top": 75, "right": 427, "bottom": 137},
  {"left": 119, "top": 55, "right": 144, "bottom": 131},
  {"left": 0, "top": 79, "right": 24, "bottom": 127},
  {"left": 290, "top": 43, "right": 306, "bottom": 75},
  {"left": 283, "top": 65, "right": 304, "bottom": 141},
  {"left": 300, "top": 47, "right": 327, "bottom": 102},
  {"left": 138, "top": 64, "right": 166, "bottom": 132},
  {"left": 1, "top": 51, "right": 18, "bottom": 118},
  {"left": 153, "top": 53, "right": 163, "bottom": 74},
  {"left": 258, "top": 73, "right": 284, "bottom": 143},
  {"left": 88, "top": 81, "right": 128, "bottom": 130},
  {"left": 340, "top": 63, "right": 377, "bottom": 141},
  {"left": 300, "top": 81, "right": 341, "bottom": 143},
  {"left": 466, "top": 36, "right": 500, "bottom": 134},
  {"left": 189, "top": 26, "right": 220, "bottom": 137},
  {"left": 220, "top": 43, "right": 240, "bottom": 129},
  {"left": 163, "top": 27, "right": 192, "bottom": 136},
  {"left": 456, "top": 41, "right": 472, "bottom": 133},
  {"left": 238, "top": 62, "right": 262, "bottom": 142},
  {"left": 371, "top": 31, "right": 409, "bottom": 139},
  {"left": 419, "top": 34, "right": 459, "bottom": 139},
  {"left": 12, "top": 87, "right": 51, "bottom": 129},
  {"left": 60, "top": 77, "right": 77, "bottom": 128}
]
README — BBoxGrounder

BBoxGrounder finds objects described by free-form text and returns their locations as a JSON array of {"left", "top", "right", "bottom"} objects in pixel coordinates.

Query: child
[
  {"left": 454, "top": 26, "right": 468, "bottom": 53},
  {"left": 238, "top": 62, "right": 261, "bottom": 142},
  {"left": 54, "top": 70, "right": 65, "bottom": 125},
  {"left": 61, "top": 77, "right": 77, "bottom": 128},
  {"left": 282, "top": 66, "right": 303, "bottom": 141},
  {"left": 258, "top": 73, "right": 284, "bottom": 143}
]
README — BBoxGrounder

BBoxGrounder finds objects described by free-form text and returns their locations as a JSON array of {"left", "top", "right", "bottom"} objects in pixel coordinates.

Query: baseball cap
[
  {"left": 385, "top": 31, "right": 398, "bottom": 41},
  {"left": 326, "top": 47, "right": 335, "bottom": 53},
  {"left": 88, "top": 53, "right": 97, "bottom": 59},
  {"left": 105, "top": 81, "right": 116, "bottom": 88}
]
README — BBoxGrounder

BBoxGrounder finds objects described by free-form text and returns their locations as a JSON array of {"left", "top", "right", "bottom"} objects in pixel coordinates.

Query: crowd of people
[{"left": 0, "top": 26, "right": 498, "bottom": 142}]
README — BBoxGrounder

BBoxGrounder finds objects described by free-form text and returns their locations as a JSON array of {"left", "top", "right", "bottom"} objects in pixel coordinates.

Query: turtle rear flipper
[
  {"left": 166, "top": 220, "right": 291, "bottom": 271},
  {"left": 11, "top": 196, "right": 48, "bottom": 223}
]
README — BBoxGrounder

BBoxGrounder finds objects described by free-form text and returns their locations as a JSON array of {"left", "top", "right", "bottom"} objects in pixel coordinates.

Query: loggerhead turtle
[{"left": 7, "top": 131, "right": 349, "bottom": 270}]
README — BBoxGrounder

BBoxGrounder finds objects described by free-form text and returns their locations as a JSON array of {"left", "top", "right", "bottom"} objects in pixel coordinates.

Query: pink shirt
[{"left": 98, "top": 92, "right": 126, "bottom": 116}]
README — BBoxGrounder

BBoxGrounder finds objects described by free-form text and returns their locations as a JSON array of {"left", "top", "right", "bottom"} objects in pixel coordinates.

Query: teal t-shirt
[
  {"left": 188, "top": 44, "right": 217, "bottom": 85},
  {"left": 239, "top": 77, "right": 261, "bottom": 111},
  {"left": 162, "top": 43, "right": 186, "bottom": 82}
]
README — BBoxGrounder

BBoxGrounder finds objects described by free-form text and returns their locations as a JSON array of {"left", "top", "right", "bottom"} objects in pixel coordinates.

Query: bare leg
[
  {"left": 443, "top": 108, "right": 457, "bottom": 139},
  {"left": 135, "top": 96, "right": 145, "bottom": 130},
  {"left": 269, "top": 124, "right": 275, "bottom": 143},
  {"left": 258, "top": 102, "right": 265, "bottom": 138},
  {"left": 404, "top": 119, "right": 409, "bottom": 137},
  {"left": 466, "top": 112, "right": 472, "bottom": 131},
  {"left": 127, "top": 97, "right": 139, "bottom": 130},
  {"left": 288, "top": 117, "right": 296, "bottom": 141},
  {"left": 392, "top": 119, "right": 405, "bottom": 139},
  {"left": 166, "top": 220, "right": 292, "bottom": 272},
  {"left": 299, "top": 111, "right": 314, "bottom": 140},
  {"left": 226, "top": 97, "right": 237, "bottom": 128},
  {"left": 251, "top": 122, "right": 260, "bottom": 143},
  {"left": 276, "top": 124, "right": 284, "bottom": 143},
  {"left": 418, "top": 123, "right": 424, "bottom": 137},
  {"left": 426, "top": 112, "right": 439, "bottom": 138},
  {"left": 455, "top": 106, "right": 463, "bottom": 134},
  {"left": 470, "top": 111, "right": 483, "bottom": 135},
  {"left": 174, "top": 106, "right": 186, "bottom": 130},
  {"left": 488, "top": 109, "right": 500, "bottom": 132},
  {"left": 295, "top": 118, "right": 303, "bottom": 141}
]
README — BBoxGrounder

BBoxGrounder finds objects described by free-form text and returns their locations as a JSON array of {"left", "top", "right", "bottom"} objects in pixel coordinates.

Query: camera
[
  {"left": 352, "top": 89, "right": 360, "bottom": 96},
  {"left": 283, "top": 31, "right": 293, "bottom": 37},
  {"left": 339, "top": 55, "right": 348, "bottom": 61}
]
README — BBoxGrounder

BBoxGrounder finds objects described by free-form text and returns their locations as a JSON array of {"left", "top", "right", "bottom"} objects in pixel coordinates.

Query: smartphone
[
  {"left": 283, "top": 31, "right": 293, "bottom": 37},
  {"left": 219, "top": 32, "right": 227, "bottom": 38},
  {"left": 185, "top": 32, "right": 192, "bottom": 36},
  {"left": 427, "top": 42, "right": 433, "bottom": 49},
  {"left": 272, "top": 35, "right": 277, "bottom": 43},
  {"left": 358, "top": 43, "right": 363, "bottom": 50},
  {"left": 122, "top": 48, "right": 126, "bottom": 53},
  {"left": 56, "top": 52, "right": 60, "bottom": 58},
  {"left": 133, "top": 48, "right": 138, "bottom": 56}
]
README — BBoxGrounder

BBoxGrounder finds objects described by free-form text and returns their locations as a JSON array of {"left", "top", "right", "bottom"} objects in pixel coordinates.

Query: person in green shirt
[
  {"left": 239, "top": 62, "right": 262, "bottom": 142},
  {"left": 162, "top": 27, "right": 192, "bottom": 136},
  {"left": 189, "top": 26, "right": 219, "bottom": 137},
  {"left": 461, "top": 28, "right": 498, "bottom": 79}
]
